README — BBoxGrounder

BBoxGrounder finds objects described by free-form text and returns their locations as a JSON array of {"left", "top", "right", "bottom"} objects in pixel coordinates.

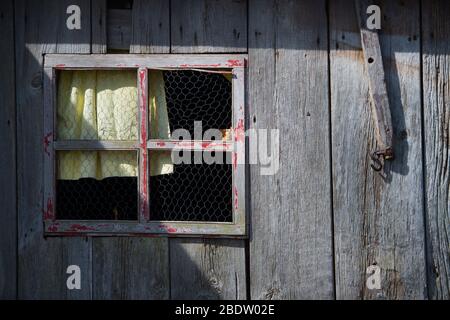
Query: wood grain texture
[
  {"left": 45, "top": 53, "right": 247, "bottom": 68},
  {"left": 330, "top": 0, "right": 426, "bottom": 299},
  {"left": 170, "top": 239, "right": 246, "bottom": 299},
  {"left": 248, "top": 0, "right": 334, "bottom": 299},
  {"left": 92, "top": 238, "right": 169, "bottom": 299},
  {"left": 91, "top": 0, "right": 107, "bottom": 54},
  {"left": 422, "top": 0, "right": 450, "bottom": 300},
  {"left": 130, "top": 0, "right": 170, "bottom": 53},
  {"left": 15, "top": 0, "right": 92, "bottom": 299},
  {"left": 0, "top": 0, "right": 17, "bottom": 299},
  {"left": 171, "top": 0, "right": 247, "bottom": 53},
  {"left": 90, "top": 4, "right": 171, "bottom": 300},
  {"left": 107, "top": 8, "right": 132, "bottom": 51},
  {"left": 168, "top": 0, "right": 247, "bottom": 300}
]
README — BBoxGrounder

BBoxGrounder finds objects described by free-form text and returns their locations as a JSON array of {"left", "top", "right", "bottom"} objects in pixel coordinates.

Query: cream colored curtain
[
  {"left": 149, "top": 71, "right": 173, "bottom": 176},
  {"left": 57, "top": 70, "right": 173, "bottom": 180}
]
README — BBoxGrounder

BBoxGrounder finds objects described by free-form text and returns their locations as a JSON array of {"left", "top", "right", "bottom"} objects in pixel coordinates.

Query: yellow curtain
[
  {"left": 57, "top": 70, "right": 173, "bottom": 180},
  {"left": 149, "top": 71, "right": 173, "bottom": 176},
  {"left": 223, "top": 73, "right": 232, "bottom": 82}
]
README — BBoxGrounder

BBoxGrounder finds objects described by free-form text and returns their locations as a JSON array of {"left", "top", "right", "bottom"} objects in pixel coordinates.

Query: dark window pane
[
  {"left": 162, "top": 70, "right": 232, "bottom": 136},
  {"left": 149, "top": 151, "right": 232, "bottom": 222},
  {"left": 55, "top": 150, "right": 138, "bottom": 220}
]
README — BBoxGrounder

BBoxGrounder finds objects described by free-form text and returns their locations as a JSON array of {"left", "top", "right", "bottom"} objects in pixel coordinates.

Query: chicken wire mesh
[
  {"left": 148, "top": 70, "right": 234, "bottom": 222},
  {"left": 55, "top": 151, "right": 138, "bottom": 220},
  {"left": 162, "top": 70, "right": 232, "bottom": 137},
  {"left": 149, "top": 151, "right": 233, "bottom": 222}
]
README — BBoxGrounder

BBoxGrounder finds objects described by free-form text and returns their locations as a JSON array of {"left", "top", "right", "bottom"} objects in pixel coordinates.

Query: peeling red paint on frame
[
  {"left": 201, "top": 141, "right": 229, "bottom": 149},
  {"left": 234, "top": 186, "right": 239, "bottom": 210},
  {"left": 234, "top": 119, "right": 245, "bottom": 143},
  {"left": 140, "top": 148, "right": 149, "bottom": 219},
  {"left": 55, "top": 64, "right": 66, "bottom": 68},
  {"left": 42, "top": 197, "right": 54, "bottom": 220},
  {"left": 139, "top": 70, "right": 147, "bottom": 148},
  {"left": 159, "top": 224, "right": 177, "bottom": 233},
  {"left": 201, "top": 141, "right": 211, "bottom": 149},
  {"left": 139, "top": 69, "right": 149, "bottom": 221},
  {"left": 47, "top": 222, "right": 59, "bottom": 232},
  {"left": 174, "top": 141, "right": 195, "bottom": 148},
  {"left": 150, "top": 140, "right": 232, "bottom": 151},
  {"left": 179, "top": 63, "right": 222, "bottom": 68},
  {"left": 43, "top": 132, "right": 52, "bottom": 156},
  {"left": 68, "top": 224, "right": 97, "bottom": 232},
  {"left": 227, "top": 59, "right": 244, "bottom": 67}
]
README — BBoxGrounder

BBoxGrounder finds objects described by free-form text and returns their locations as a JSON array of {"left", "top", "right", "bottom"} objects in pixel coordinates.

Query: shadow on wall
[
  {"left": 88, "top": 236, "right": 247, "bottom": 300},
  {"left": 169, "top": 238, "right": 247, "bottom": 299},
  {"left": 13, "top": 0, "right": 449, "bottom": 299},
  {"left": 383, "top": 55, "right": 409, "bottom": 179},
  {"left": 15, "top": 13, "right": 247, "bottom": 297},
  {"left": 21, "top": 62, "right": 246, "bottom": 299}
]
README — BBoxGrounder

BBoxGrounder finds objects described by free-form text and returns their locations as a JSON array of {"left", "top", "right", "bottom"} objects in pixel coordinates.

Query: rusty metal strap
[{"left": 355, "top": 0, "right": 394, "bottom": 171}]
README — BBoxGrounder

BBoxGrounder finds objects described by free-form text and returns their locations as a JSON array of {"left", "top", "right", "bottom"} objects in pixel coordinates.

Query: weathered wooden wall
[
  {"left": 15, "top": 0, "right": 92, "bottom": 299},
  {"left": 0, "top": 0, "right": 449, "bottom": 299},
  {"left": 0, "top": 0, "right": 16, "bottom": 300},
  {"left": 330, "top": 0, "right": 426, "bottom": 299},
  {"left": 248, "top": 0, "right": 334, "bottom": 299},
  {"left": 422, "top": 0, "right": 450, "bottom": 300}
]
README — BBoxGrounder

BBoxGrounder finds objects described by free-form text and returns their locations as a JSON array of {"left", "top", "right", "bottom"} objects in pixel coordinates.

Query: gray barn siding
[
  {"left": 422, "top": 0, "right": 450, "bottom": 300},
  {"left": 169, "top": 0, "right": 247, "bottom": 299},
  {"left": 330, "top": 0, "right": 426, "bottom": 299},
  {"left": 91, "top": 0, "right": 170, "bottom": 300},
  {"left": 248, "top": 0, "right": 334, "bottom": 299},
  {"left": 0, "top": 0, "right": 447, "bottom": 299},
  {"left": 15, "top": 0, "right": 92, "bottom": 299},
  {"left": 0, "top": 0, "right": 17, "bottom": 300},
  {"left": 171, "top": 0, "right": 247, "bottom": 53}
]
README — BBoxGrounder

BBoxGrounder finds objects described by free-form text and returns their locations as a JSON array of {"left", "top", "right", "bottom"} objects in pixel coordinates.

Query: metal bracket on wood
[{"left": 355, "top": 0, "right": 394, "bottom": 172}]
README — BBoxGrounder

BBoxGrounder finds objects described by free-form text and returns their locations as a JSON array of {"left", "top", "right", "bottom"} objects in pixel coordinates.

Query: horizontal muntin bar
[
  {"left": 54, "top": 140, "right": 138, "bottom": 150},
  {"left": 147, "top": 140, "right": 233, "bottom": 151}
]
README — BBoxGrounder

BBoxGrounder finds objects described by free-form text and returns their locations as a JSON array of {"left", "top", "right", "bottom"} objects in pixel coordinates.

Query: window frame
[{"left": 43, "top": 54, "right": 247, "bottom": 237}]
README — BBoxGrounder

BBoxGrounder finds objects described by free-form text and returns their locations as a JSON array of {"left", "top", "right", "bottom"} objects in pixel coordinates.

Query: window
[{"left": 43, "top": 54, "right": 246, "bottom": 237}]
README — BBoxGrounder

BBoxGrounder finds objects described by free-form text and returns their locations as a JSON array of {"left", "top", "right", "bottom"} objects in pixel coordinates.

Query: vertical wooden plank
[
  {"left": 130, "top": 0, "right": 170, "bottom": 53},
  {"left": 93, "top": 238, "right": 169, "bottom": 299},
  {"left": 422, "top": 0, "right": 450, "bottom": 300},
  {"left": 92, "top": 0, "right": 107, "bottom": 54},
  {"left": 168, "top": 1, "right": 248, "bottom": 300},
  {"left": 107, "top": 8, "right": 132, "bottom": 51},
  {"left": 0, "top": 0, "right": 17, "bottom": 299},
  {"left": 171, "top": 0, "right": 247, "bottom": 53},
  {"left": 330, "top": 0, "right": 427, "bottom": 299},
  {"left": 170, "top": 239, "right": 246, "bottom": 299},
  {"left": 248, "top": 0, "right": 334, "bottom": 299},
  {"left": 91, "top": 1, "right": 170, "bottom": 300},
  {"left": 16, "top": 0, "right": 92, "bottom": 299},
  {"left": 56, "top": 0, "right": 91, "bottom": 54}
]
